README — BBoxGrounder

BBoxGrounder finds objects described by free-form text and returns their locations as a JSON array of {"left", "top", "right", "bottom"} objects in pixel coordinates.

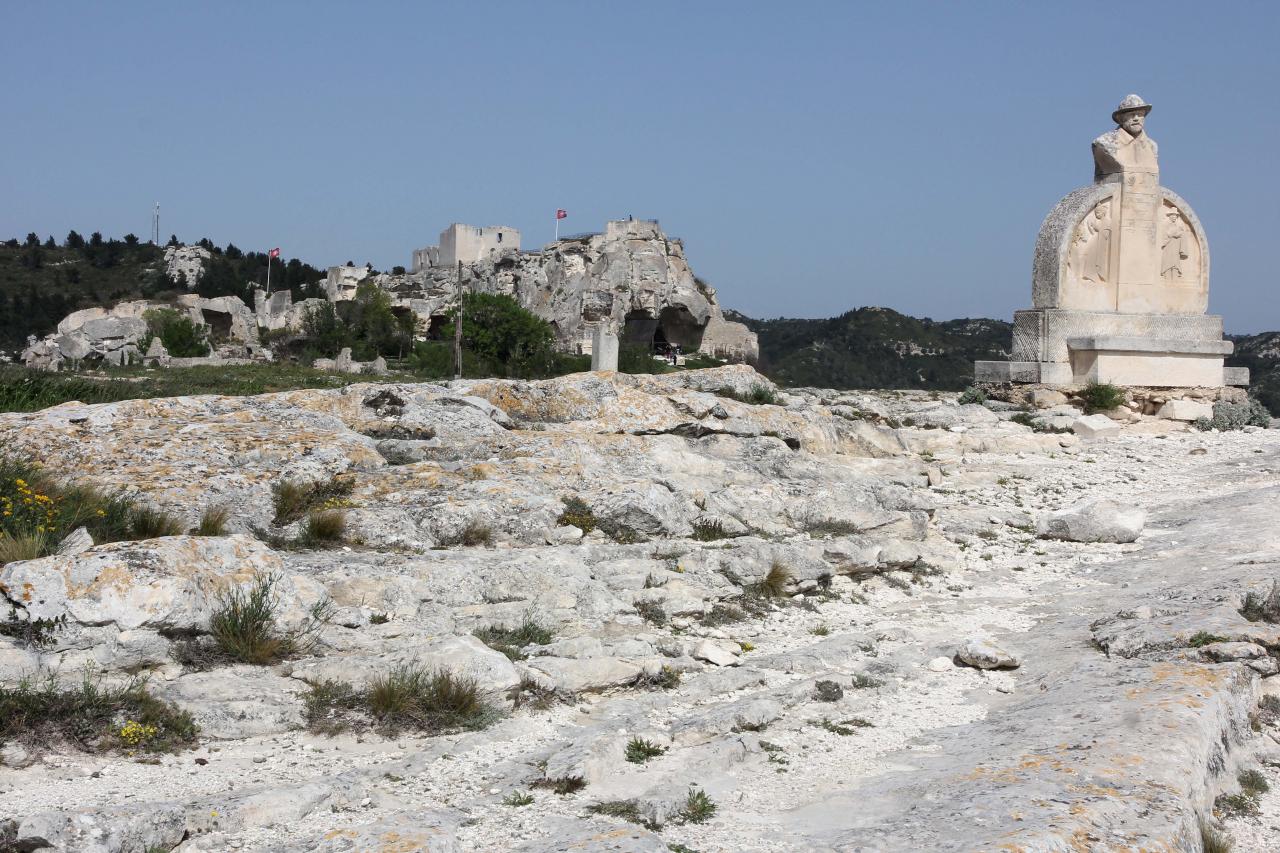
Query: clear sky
[{"left": 3, "top": 2, "right": 1277, "bottom": 331}]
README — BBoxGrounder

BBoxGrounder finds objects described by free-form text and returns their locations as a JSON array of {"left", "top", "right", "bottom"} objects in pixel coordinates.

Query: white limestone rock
[
  {"left": 956, "top": 637, "right": 1021, "bottom": 670},
  {"left": 1038, "top": 499, "right": 1145, "bottom": 543},
  {"left": 1157, "top": 399, "right": 1214, "bottom": 421},
  {"left": 1071, "top": 414, "right": 1122, "bottom": 439}
]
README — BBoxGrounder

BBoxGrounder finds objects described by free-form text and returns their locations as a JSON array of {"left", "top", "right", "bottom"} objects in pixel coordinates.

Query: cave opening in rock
[{"left": 622, "top": 307, "right": 704, "bottom": 356}]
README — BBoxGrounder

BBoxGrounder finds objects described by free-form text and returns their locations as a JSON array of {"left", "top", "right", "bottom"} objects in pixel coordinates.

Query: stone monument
[
  {"left": 976, "top": 95, "right": 1247, "bottom": 388},
  {"left": 590, "top": 323, "right": 620, "bottom": 372}
]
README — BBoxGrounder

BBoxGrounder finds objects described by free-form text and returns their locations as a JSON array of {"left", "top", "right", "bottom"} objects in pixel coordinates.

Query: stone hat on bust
[{"left": 1112, "top": 94, "right": 1152, "bottom": 123}]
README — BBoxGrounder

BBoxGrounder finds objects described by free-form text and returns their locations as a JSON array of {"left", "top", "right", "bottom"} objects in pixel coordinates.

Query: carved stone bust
[{"left": 1092, "top": 94, "right": 1158, "bottom": 183}]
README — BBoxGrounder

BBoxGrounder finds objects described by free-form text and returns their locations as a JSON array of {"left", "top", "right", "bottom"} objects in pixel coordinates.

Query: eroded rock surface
[{"left": 1, "top": 366, "right": 1278, "bottom": 852}]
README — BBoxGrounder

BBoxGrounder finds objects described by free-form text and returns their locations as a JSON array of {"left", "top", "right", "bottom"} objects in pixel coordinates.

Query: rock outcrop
[{"left": 1, "top": 367, "right": 1278, "bottom": 851}]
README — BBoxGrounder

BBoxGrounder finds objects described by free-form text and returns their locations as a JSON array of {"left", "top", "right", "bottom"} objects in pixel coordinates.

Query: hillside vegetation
[{"left": 732, "top": 307, "right": 1011, "bottom": 391}]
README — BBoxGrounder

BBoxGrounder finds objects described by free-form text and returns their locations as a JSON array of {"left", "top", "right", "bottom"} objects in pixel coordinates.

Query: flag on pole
[
  {"left": 555, "top": 209, "right": 567, "bottom": 220},
  {"left": 268, "top": 247, "right": 281, "bottom": 258}
]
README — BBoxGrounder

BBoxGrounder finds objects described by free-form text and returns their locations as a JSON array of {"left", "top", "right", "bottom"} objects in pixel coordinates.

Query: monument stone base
[{"left": 976, "top": 308, "right": 1248, "bottom": 389}]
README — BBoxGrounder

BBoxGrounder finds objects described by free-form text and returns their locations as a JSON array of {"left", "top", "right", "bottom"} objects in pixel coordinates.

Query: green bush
[
  {"left": 305, "top": 665, "right": 500, "bottom": 736},
  {"left": 0, "top": 672, "right": 197, "bottom": 754},
  {"left": 474, "top": 618, "right": 554, "bottom": 661},
  {"left": 556, "top": 496, "right": 597, "bottom": 533},
  {"left": 958, "top": 386, "right": 987, "bottom": 405},
  {"left": 1078, "top": 382, "right": 1126, "bottom": 414},
  {"left": 143, "top": 308, "right": 210, "bottom": 358},
  {"left": 1194, "top": 398, "right": 1271, "bottom": 432}
]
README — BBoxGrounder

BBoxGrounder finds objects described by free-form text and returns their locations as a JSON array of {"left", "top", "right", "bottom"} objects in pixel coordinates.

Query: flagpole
[
  {"left": 555, "top": 213, "right": 559, "bottom": 242},
  {"left": 266, "top": 253, "right": 271, "bottom": 296}
]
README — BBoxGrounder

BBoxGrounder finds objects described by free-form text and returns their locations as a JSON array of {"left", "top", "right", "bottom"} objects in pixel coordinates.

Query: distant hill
[
  {"left": 729, "top": 306, "right": 1012, "bottom": 391},
  {"left": 0, "top": 233, "right": 325, "bottom": 353},
  {"left": 1228, "top": 331, "right": 1280, "bottom": 414}
]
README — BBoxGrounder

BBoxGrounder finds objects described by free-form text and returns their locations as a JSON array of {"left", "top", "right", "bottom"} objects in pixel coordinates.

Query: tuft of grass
[
  {"left": 634, "top": 599, "right": 668, "bottom": 626},
  {"left": 675, "top": 787, "right": 717, "bottom": 824},
  {"left": 1078, "top": 382, "right": 1126, "bottom": 414},
  {"left": 1199, "top": 817, "right": 1233, "bottom": 853},
  {"left": 818, "top": 717, "right": 874, "bottom": 736},
  {"left": 1215, "top": 791, "right": 1259, "bottom": 818},
  {"left": 271, "top": 476, "right": 354, "bottom": 526},
  {"left": 850, "top": 673, "right": 883, "bottom": 690},
  {"left": 194, "top": 505, "right": 231, "bottom": 536},
  {"left": 128, "top": 506, "right": 185, "bottom": 539},
  {"left": 748, "top": 561, "right": 792, "bottom": 599},
  {"left": 502, "top": 791, "right": 535, "bottom": 807},
  {"left": 474, "top": 618, "right": 553, "bottom": 661},
  {"left": 691, "top": 519, "right": 731, "bottom": 542},
  {"left": 1188, "top": 631, "right": 1229, "bottom": 648},
  {"left": 306, "top": 665, "right": 500, "bottom": 737},
  {"left": 462, "top": 520, "right": 493, "bottom": 547},
  {"left": 1238, "top": 768, "right": 1270, "bottom": 796},
  {"left": 533, "top": 775, "right": 586, "bottom": 795},
  {"left": 632, "top": 666, "right": 681, "bottom": 691},
  {"left": 1241, "top": 581, "right": 1280, "bottom": 624},
  {"left": 556, "top": 496, "right": 597, "bottom": 534},
  {"left": 587, "top": 799, "right": 657, "bottom": 829},
  {"left": 299, "top": 509, "right": 346, "bottom": 547},
  {"left": 625, "top": 736, "right": 667, "bottom": 764},
  {"left": 0, "top": 530, "right": 47, "bottom": 564},
  {"left": 810, "top": 624, "right": 830, "bottom": 637},
  {"left": 0, "top": 671, "right": 197, "bottom": 754},
  {"left": 369, "top": 612, "right": 390, "bottom": 625},
  {"left": 209, "top": 574, "right": 296, "bottom": 665},
  {"left": 508, "top": 676, "right": 572, "bottom": 711},
  {"left": 803, "top": 518, "right": 863, "bottom": 538}
]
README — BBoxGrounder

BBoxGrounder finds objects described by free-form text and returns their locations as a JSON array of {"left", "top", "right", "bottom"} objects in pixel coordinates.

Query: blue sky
[{"left": 3, "top": 2, "right": 1277, "bottom": 330}]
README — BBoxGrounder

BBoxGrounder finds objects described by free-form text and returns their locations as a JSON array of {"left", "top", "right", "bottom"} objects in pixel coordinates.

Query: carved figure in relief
[
  {"left": 1069, "top": 201, "right": 1112, "bottom": 284},
  {"left": 1161, "top": 207, "right": 1190, "bottom": 280},
  {"left": 1092, "top": 94, "right": 1158, "bottom": 182}
]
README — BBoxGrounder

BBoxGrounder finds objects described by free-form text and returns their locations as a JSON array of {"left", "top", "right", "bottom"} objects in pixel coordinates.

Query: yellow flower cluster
[
  {"left": 321, "top": 497, "right": 356, "bottom": 510},
  {"left": 118, "top": 719, "right": 158, "bottom": 746},
  {"left": 1, "top": 477, "right": 60, "bottom": 535}
]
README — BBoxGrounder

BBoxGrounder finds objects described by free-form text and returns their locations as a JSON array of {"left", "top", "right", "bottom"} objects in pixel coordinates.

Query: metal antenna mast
[{"left": 151, "top": 203, "right": 160, "bottom": 245}]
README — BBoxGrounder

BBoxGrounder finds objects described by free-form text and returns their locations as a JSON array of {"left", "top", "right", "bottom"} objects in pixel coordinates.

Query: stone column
[{"left": 591, "top": 325, "right": 619, "bottom": 372}]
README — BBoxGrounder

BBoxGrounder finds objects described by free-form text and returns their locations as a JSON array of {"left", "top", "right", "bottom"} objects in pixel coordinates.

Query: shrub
[
  {"left": 958, "top": 386, "right": 987, "bottom": 405},
  {"left": 850, "top": 673, "right": 884, "bottom": 690},
  {"left": 586, "top": 799, "right": 657, "bottom": 829},
  {"left": 195, "top": 505, "right": 231, "bottom": 536},
  {"left": 502, "top": 792, "right": 535, "bottom": 807},
  {"left": 474, "top": 618, "right": 553, "bottom": 661},
  {"left": 624, "top": 736, "right": 667, "bottom": 764},
  {"left": 1199, "top": 817, "right": 1233, "bottom": 853},
  {"left": 1187, "top": 631, "right": 1228, "bottom": 648},
  {"left": 143, "top": 307, "right": 210, "bottom": 358},
  {"left": 0, "top": 672, "right": 197, "bottom": 754},
  {"left": 1195, "top": 398, "right": 1272, "bottom": 432},
  {"left": 631, "top": 666, "right": 681, "bottom": 691},
  {"left": 634, "top": 600, "right": 668, "bottom": 626},
  {"left": 0, "top": 607, "right": 66, "bottom": 648},
  {"left": 1078, "top": 382, "right": 1126, "bottom": 414},
  {"left": 715, "top": 385, "right": 778, "bottom": 406},
  {"left": 691, "top": 518, "right": 730, "bottom": 541},
  {"left": 556, "top": 496, "right": 596, "bottom": 534},
  {"left": 533, "top": 775, "right": 586, "bottom": 795},
  {"left": 462, "top": 521, "right": 493, "bottom": 547},
  {"left": 675, "top": 787, "right": 717, "bottom": 824}
]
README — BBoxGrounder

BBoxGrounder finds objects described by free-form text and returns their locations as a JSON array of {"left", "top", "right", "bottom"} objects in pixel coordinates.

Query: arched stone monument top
[{"left": 1032, "top": 185, "right": 1209, "bottom": 314}]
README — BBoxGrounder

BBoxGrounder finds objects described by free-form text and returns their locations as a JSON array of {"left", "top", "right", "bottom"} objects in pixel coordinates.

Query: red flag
[
  {"left": 555, "top": 209, "right": 567, "bottom": 220},
  {"left": 268, "top": 247, "right": 280, "bottom": 258}
]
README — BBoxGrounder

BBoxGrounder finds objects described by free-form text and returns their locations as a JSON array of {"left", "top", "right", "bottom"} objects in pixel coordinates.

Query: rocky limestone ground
[{"left": 1, "top": 366, "right": 1278, "bottom": 852}]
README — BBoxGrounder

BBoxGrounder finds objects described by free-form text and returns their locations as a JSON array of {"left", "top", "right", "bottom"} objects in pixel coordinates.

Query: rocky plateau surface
[{"left": 1, "top": 365, "right": 1279, "bottom": 852}]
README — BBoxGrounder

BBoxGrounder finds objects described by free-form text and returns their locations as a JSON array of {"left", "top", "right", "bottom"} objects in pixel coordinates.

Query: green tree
[
  {"left": 143, "top": 308, "right": 210, "bottom": 357},
  {"left": 123, "top": 233, "right": 139, "bottom": 247},
  {"left": 65, "top": 230, "right": 85, "bottom": 249},
  {"left": 441, "top": 292, "right": 558, "bottom": 378},
  {"left": 344, "top": 282, "right": 413, "bottom": 359},
  {"left": 301, "top": 301, "right": 349, "bottom": 358}
]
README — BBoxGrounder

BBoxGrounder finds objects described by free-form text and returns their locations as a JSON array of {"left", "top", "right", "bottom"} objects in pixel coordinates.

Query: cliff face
[{"left": 342, "top": 220, "right": 759, "bottom": 361}]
